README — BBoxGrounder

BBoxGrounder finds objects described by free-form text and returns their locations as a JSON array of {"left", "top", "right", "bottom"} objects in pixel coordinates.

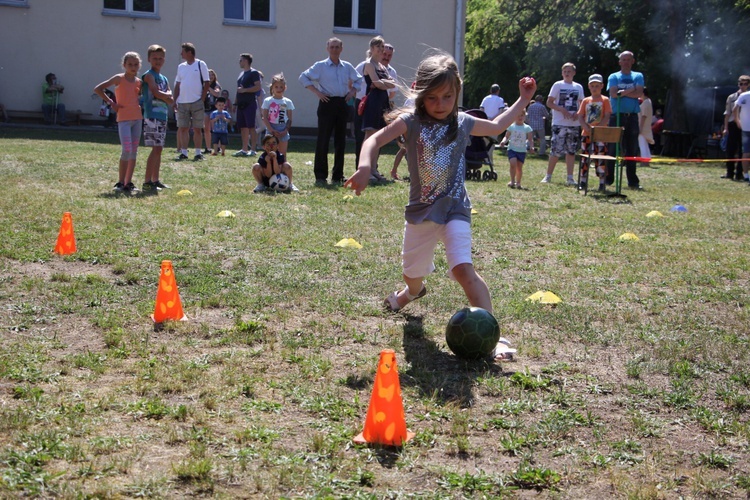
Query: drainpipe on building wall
[{"left": 454, "top": 0, "right": 467, "bottom": 103}]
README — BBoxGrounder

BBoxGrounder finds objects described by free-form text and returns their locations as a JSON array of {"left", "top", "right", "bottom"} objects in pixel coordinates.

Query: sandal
[
  {"left": 493, "top": 337, "right": 517, "bottom": 361},
  {"left": 384, "top": 284, "right": 427, "bottom": 312}
]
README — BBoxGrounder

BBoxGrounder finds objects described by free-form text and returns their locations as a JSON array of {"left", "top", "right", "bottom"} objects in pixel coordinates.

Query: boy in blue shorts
[
  {"left": 142, "top": 44, "right": 174, "bottom": 192},
  {"left": 210, "top": 97, "right": 231, "bottom": 156}
]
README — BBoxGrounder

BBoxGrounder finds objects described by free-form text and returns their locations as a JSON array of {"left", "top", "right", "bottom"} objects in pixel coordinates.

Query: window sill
[
  {"left": 223, "top": 20, "right": 276, "bottom": 29},
  {"left": 102, "top": 10, "right": 160, "bottom": 20},
  {"left": 333, "top": 27, "right": 380, "bottom": 35}
]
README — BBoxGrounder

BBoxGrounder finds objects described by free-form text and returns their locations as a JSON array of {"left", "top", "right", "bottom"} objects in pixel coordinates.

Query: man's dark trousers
[
  {"left": 315, "top": 96, "right": 348, "bottom": 182},
  {"left": 607, "top": 113, "right": 640, "bottom": 187},
  {"left": 726, "top": 121, "right": 743, "bottom": 179}
]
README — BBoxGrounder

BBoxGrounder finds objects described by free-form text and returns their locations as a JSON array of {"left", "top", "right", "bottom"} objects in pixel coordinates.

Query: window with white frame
[
  {"left": 334, "top": 0, "right": 379, "bottom": 32},
  {"left": 224, "top": 0, "right": 275, "bottom": 27},
  {"left": 103, "top": 0, "right": 158, "bottom": 18}
]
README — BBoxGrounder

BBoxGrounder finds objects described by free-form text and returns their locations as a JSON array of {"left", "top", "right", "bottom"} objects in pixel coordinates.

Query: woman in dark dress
[{"left": 361, "top": 36, "right": 396, "bottom": 182}]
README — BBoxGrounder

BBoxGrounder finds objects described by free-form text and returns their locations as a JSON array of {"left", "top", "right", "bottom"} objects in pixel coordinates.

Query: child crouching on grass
[
  {"left": 345, "top": 52, "right": 536, "bottom": 360},
  {"left": 252, "top": 134, "right": 299, "bottom": 193},
  {"left": 500, "top": 109, "right": 534, "bottom": 189}
]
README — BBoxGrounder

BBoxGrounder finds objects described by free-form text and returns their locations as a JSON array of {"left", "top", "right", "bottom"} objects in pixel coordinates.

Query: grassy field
[{"left": 1, "top": 125, "right": 749, "bottom": 498}]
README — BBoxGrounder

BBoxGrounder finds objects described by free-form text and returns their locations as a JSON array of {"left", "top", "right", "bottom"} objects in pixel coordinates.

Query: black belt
[
  {"left": 618, "top": 112, "right": 638, "bottom": 116},
  {"left": 326, "top": 96, "right": 346, "bottom": 100}
]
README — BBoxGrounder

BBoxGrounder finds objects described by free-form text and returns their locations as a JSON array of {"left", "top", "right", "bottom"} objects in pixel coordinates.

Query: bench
[{"left": 7, "top": 109, "right": 91, "bottom": 126}]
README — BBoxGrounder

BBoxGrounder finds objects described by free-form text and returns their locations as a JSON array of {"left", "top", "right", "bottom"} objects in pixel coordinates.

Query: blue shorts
[
  {"left": 236, "top": 101, "right": 257, "bottom": 129},
  {"left": 269, "top": 122, "right": 290, "bottom": 142},
  {"left": 507, "top": 149, "right": 527, "bottom": 163},
  {"left": 212, "top": 132, "right": 229, "bottom": 145},
  {"left": 742, "top": 131, "right": 750, "bottom": 153}
]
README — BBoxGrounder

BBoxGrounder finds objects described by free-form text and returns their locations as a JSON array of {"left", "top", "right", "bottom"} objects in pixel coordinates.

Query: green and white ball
[{"left": 445, "top": 307, "right": 500, "bottom": 359}]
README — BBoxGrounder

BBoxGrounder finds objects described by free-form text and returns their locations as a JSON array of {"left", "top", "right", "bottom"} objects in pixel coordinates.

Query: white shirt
[
  {"left": 734, "top": 90, "right": 750, "bottom": 130},
  {"left": 355, "top": 60, "right": 367, "bottom": 100},
  {"left": 480, "top": 94, "right": 506, "bottom": 119},
  {"left": 386, "top": 65, "right": 398, "bottom": 101},
  {"left": 548, "top": 80, "right": 584, "bottom": 127},
  {"left": 175, "top": 59, "right": 209, "bottom": 104}
]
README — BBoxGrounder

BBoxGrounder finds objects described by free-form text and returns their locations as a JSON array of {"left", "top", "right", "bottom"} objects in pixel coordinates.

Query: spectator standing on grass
[
  {"left": 480, "top": 84, "right": 506, "bottom": 120},
  {"left": 722, "top": 75, "right": 749, "bottom": 180},
  {"left": 360, "top": 36, "right": 396, "bottom": 183},
  {"left": 261, "top": 73, "right": 295, "bottom": 155},
  {"left": 542, "top": 62, "right": 584, "bottom": 185},
  {"left": 526, "top": 95, "right": 549, "bottom": 155},
  {"left": 94, "top": 52, "right": 143, "bottom": 194},
  {"left": 607, "top": 50, "right": 645, "bottom": 189},
  {"left": 577, "top": 74, "right": 611, "bottom": 192},
  {"left": 173, "top": 43, "right": 210, "bottom": 161},
  {"left": 202, "top": 69, "right": 223, "bottom": 155},
  {"left": 382, "top": 43, "right": 398, "bottom": 106},
  {"left": 210, "top": 97, "right": 231, "bottom": 156},
  {"left": 42, "top": 72, "right": 66, "bottom": 125},
  {"left": 233, "top": 53, "right": 262, "bottom": 158},
  {"left": 732, "top": 86, "right": 750, "bottom": 183},
  {"left": 299, "top": 37, "right": 362, "bottom": 186},
  {"left": 638, "top": 87, "right": 654, "bottom": 160},
  {"left": 140, "top": 44, "right": 174, "bottom": 193}
]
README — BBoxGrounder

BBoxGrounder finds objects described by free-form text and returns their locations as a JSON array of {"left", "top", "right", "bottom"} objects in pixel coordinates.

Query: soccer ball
[
  {"left": 268, "top": 173, "right": 290, "bottom": 192},
  {"left": 445, "top": 307, "right": 500, "bottom": 359}
]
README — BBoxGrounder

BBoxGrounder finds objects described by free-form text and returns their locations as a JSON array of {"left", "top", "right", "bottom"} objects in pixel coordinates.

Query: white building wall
[{"left": 0, "top": 0, "right": 464, "bottom": 128}]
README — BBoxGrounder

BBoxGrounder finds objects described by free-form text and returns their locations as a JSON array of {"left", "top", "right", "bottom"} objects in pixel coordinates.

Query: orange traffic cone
[
  {"left": 354, "top": 349, "right": 415, "bottom": 446},
  {"left": 151, "top": 260, "right": 187, "bottom": 324},
  {"left": 54, "top": 212, "right": 76, "bottom": 255}
]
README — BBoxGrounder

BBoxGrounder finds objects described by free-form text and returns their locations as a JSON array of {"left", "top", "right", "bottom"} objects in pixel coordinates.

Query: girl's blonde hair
[
  {"left": 402, "top": 52, "right": 462, "bottom": 141},
  {"left": 366, "top": 36, "right": 385, "bottom": 58},
  {"left": 122, "top": 51, "right": 141, "bottom": 66}
]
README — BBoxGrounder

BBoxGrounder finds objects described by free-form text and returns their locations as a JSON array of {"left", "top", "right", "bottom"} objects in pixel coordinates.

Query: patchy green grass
[{"left": 0, "top": 125, "right": 749, "bottom": 497}]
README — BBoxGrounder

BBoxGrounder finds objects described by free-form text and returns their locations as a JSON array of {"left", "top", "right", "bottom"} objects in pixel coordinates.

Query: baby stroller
[{"left": 464, "top": 109, "right": 497, "bottom": 181}]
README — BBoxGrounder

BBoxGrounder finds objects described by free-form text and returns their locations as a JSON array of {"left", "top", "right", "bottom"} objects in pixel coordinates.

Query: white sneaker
[
  {"left": 253, "top": 184, "right": 266, "bottom": 193},
  {"left": 540, "top": 175, "right": 551, "bottom": 183},
  {"left": 566, "top": 178, "right": 577, "bottom": 186},
  {"left": 290, "top": 184, "right": 299, "bottom": 193},
  {"left": 249, "top": 150, "right": 257, "bottom": 157}
]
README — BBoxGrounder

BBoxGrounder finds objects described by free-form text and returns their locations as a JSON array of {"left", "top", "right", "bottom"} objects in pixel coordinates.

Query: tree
[{"left": 464, "top": 0, "right": 750, "bottom": 136}]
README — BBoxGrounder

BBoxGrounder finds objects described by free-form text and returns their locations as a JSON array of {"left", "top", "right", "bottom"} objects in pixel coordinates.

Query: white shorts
[{"left": 402, "top": 219, "right": 473, "bottom": 281}]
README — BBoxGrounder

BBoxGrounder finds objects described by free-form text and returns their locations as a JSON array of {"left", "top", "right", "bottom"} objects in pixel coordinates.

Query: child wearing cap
[{"left": 577, "top": 73, "right": 612, "bottom": 191}]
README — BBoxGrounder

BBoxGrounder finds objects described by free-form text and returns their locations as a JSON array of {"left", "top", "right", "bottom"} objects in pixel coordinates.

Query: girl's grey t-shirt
[{"left": 401, "top": 111, "right": 475, "bottom": 225}]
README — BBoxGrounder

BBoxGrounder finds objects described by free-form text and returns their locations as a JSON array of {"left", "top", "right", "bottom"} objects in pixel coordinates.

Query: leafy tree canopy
[{"left": 464, "top": 0, "right": 750, "bottom": 131}]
